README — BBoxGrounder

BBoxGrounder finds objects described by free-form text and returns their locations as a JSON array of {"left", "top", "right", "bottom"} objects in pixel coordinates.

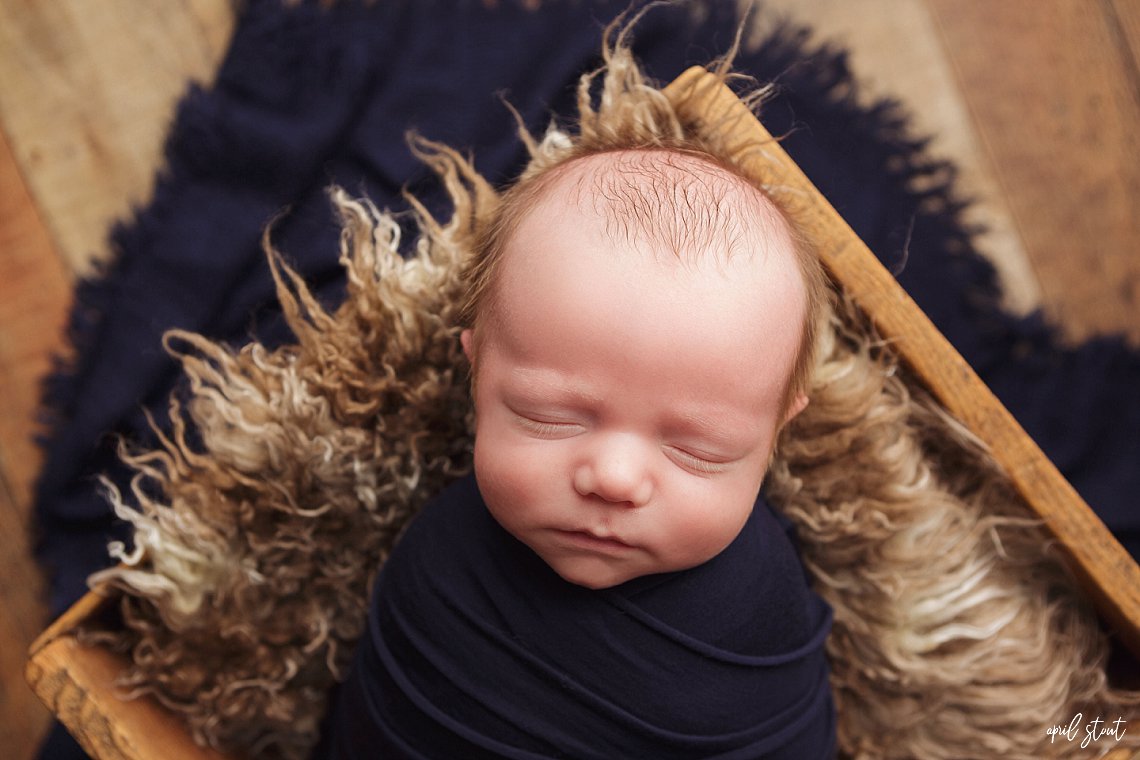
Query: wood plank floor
[
  {"left": 0, "top": 2, "right": 234, "bottom": 758},
  {"left": 929, "top": 0, "right": 1140, "bottom": 343},
  {"left": 1, "top": 2, "right": 1137, "bottom": 758},
  {"left": 0, "top": 125, "right": 65, "bottom": 760}
]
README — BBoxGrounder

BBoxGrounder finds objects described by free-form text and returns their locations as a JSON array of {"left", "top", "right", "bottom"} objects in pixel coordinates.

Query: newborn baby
[{"left": 319, "top": 148, "right": 836, "bottom": 758}]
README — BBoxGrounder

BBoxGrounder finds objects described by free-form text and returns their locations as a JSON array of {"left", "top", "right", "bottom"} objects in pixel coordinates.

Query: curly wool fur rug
[{"left": 81, "top": 23, "right": 1140, "bottom": 760}]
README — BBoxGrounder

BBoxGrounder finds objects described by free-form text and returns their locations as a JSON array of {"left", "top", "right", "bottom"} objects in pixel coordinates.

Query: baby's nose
[{"left": 573, "top": 434, "right": 653, "bottom": 507}]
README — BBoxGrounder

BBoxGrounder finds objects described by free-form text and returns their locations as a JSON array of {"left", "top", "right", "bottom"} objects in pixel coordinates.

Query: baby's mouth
[{"left": 556, "top": 529, "right": 635, "bottom": 553}]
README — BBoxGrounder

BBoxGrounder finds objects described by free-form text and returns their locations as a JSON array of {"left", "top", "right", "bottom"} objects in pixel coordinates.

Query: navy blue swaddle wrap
[{"left": 319, "top": 474, "right": 835, "bottom": 759}]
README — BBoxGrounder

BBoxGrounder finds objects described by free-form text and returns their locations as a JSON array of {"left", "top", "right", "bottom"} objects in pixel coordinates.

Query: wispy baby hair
[{"left": 448, "top": 4, "right": 829, "bottom": 414}]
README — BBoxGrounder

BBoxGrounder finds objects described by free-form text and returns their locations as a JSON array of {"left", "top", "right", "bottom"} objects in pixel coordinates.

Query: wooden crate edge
[{"left": 662, "top": 66, "right": 1140, "bottom": 657}]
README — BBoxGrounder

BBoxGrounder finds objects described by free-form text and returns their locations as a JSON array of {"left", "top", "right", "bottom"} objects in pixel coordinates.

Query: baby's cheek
[
  {"left": 666, "top": 487, "right": 749, "bottom": 563},
  {"left": 473, "top": 433, "right": 551, "bottom": 522}
]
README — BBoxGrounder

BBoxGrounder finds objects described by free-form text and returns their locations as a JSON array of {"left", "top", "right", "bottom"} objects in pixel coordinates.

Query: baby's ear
[
  {"left": 461, "top": 329, "right": 475, "bottom": 362},
  {"left": 783, "top": 392, "right": 809, "bottom": 425}
]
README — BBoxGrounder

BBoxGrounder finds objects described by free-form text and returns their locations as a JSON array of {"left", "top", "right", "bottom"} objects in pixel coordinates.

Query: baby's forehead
[{"left": 537, "top": 149, "right": 789, "bottom": 262}]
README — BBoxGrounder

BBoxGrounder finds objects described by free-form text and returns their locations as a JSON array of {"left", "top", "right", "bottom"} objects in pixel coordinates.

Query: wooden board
[
  {"left": 0, "top": 0, "right": 235, "bottom": 275},
  {"left": 0, "top": 126, "right": 67, "bottom": 760},
  {"left": 928, "top": 0, "right": 1140, "bottom": 344},
  {"left": 25, "top": 593, "right": 238, "bottom": 760},
  {"left": 1113, "top": 0, "right": 1140, "bottom": 62},
  {"left": 664, "top": 66, "right": 1140, "bottom": 658}
]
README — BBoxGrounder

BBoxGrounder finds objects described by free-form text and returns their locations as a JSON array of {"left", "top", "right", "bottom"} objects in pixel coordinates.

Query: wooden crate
[{"left": 26, "top": 67, "right": 1140, "bottom": 760}]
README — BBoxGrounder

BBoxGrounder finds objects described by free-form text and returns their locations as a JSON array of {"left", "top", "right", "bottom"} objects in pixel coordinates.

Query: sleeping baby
[
  {"left": 316, "top": 142, "right": 837, "bottom": 758},
  {"left": 317, "top": 31, "right": 836, "bottom": 758}
]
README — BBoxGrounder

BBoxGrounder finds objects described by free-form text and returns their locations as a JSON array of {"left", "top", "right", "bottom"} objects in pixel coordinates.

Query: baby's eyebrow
[
  {"left": 505, "top": 369, "right": 605, "bottom": 406},
  {"left": 664, "top": 408, "right": 754, "bottom": 448}
]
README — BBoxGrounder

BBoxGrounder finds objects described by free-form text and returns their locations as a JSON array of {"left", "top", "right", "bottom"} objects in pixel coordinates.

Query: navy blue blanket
[
  {"left": 319, "top": 474, "right": 834, "bottom": 759},
  {"left": 33, "top": 1, "right": 1140, "bottom": 757}
]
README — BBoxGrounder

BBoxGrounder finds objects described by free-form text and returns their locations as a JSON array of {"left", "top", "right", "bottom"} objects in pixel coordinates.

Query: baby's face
[{"left": 463, "top": 153, "right": 808, "bottom": 589}]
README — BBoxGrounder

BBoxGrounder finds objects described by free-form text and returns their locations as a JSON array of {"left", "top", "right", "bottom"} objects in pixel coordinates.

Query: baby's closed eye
[
  {"left": 513, "top": 413, "right": 586, "bottom": 439},
  {"left": 663, "top": 445, "right": 734, "bottom": 475}
]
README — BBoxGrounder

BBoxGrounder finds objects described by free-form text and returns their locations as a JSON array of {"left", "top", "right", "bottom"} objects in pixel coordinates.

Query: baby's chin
[
  {"left": 539, "top": 548, "right": 701, "bottom": 590},
  {"left": 553, "top": 566, "right": 629, "bottom": 591},
  {"left": 540, "top": 553, "right": 643, "bottom": 591}
]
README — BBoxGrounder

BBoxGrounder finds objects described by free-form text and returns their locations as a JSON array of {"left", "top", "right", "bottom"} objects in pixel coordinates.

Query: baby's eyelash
[
  {"left": 515, "top": 415, "right": 582, "bottom": 438},
  {"left": 667, "top": 447, "right": 731, "bottom": 475}
]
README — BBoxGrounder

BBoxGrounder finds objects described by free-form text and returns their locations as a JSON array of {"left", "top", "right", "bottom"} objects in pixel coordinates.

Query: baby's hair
[
  {"left": 569, "top": 149, "right": 755, "bottom": 261},
  {"left": 451, "top": 6, "right": 830, "bottom": 415}
]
